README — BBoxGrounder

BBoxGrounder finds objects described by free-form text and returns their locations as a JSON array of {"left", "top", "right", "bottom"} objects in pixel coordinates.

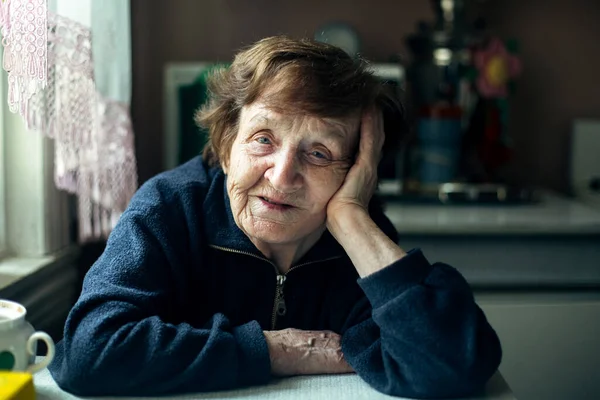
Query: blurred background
[
  {"left": 132, "top": 0, "right": 599, "bottom": 195},
  {"left": 1, "top": 1, "right": 600, "bottom": 399}
]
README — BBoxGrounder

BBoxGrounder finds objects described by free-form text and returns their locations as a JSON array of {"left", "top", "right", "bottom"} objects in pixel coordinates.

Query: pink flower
[{"left": 474, "top": 38, "right": 522, "bottom": 98}]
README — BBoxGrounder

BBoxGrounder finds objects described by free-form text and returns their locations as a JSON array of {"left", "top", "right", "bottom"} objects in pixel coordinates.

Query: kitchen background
[
  {"left": 131, "top": 0, "right": 600, "bottom": 193},
  {"left": 1, "top": 1, "right": 599, "bottom": 399}
]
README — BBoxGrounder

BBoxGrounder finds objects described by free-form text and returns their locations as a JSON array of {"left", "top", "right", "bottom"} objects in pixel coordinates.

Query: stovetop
[{"left": 378, "top": 182, "right": 540, "bottom": 205}]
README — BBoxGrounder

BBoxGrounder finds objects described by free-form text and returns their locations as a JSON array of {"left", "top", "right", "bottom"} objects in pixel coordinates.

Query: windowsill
[{"left": 0, "top": 246, "right": 79, "bottom": 294}]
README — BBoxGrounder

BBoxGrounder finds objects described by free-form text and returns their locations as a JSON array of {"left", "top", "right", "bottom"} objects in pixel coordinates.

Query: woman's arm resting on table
[
  {"left": 325, "top": 109, "right": 502, "bottom": 398},
  {"left": 49, "top": 182, "right": 271, "bottom": 396},
  {"left": 332, "top": 209, "right": 502, "bottom": 398}
]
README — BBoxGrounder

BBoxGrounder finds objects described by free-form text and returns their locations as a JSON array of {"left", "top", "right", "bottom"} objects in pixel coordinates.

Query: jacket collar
[{"left": 203, "top": 169, "right": 346, "bottom": 265}]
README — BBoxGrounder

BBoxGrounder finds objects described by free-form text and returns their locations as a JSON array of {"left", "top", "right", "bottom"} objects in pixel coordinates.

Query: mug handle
[{"left": 26, "top": 332, "right": 55, "bottom": 374}]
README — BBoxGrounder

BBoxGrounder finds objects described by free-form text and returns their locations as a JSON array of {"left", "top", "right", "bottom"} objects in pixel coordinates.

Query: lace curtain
[{"left": 0, "top": 0, "right": 138, "bottom": 242}]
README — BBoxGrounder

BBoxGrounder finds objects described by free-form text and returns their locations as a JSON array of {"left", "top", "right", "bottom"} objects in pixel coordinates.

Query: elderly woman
[{"left": 49, "top": 36, "right": 501, "bottom": 398}]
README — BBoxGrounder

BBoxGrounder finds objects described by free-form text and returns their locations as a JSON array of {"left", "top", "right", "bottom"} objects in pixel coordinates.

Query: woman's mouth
[{"left": 259, "top": 196, "right": 294, "bottom": 210}]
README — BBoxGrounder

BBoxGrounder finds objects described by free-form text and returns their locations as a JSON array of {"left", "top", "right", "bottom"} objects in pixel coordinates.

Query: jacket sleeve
[
  {"left": 48, "top": 182, "right": 271, "bottom": 396},
  {"left": 340, "top": 249, "right": 502, "bottom": 399}
]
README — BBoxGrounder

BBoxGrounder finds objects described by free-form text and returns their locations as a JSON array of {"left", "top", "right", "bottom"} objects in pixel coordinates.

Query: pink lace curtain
[{"left": 0, "top": 0, "right": 138, "bottom": 242}]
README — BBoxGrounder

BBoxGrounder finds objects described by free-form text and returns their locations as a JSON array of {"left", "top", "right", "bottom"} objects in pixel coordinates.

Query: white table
[{"left": 33, "top": 369, "right": 515, "bottom": 400}]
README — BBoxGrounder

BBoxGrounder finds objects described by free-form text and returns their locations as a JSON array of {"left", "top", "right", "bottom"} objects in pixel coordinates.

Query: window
[
  {"left": 0, "top": 65, "right": 6, "bottom": 259},
  {"left": 0, "top": 44, "right": 72, "bottom": 262},
  {"left": 0, "top": 33, "right": 77, "bottom": 341},
  {"left": 0, "top": 59, "right": 75, "bottom": 301}
]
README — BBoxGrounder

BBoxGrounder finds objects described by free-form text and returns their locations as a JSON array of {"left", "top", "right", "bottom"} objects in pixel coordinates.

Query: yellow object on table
[{"left": 0, "top": 372, "right": 35, "bottom": 400}]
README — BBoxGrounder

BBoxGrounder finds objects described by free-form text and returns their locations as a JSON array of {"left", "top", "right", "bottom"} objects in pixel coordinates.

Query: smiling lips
[{"left": 259, "top": 196, "right": 295, "bottom": 209}]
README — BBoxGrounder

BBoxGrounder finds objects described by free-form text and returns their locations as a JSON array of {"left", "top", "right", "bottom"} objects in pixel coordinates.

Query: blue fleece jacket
[{"left": 48, "top": 156, "right": 501, "bottom": 398}]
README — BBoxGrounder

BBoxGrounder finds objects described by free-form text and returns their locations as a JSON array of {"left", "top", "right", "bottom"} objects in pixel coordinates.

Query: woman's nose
[{"left": 265, "top": 150, "right": 303, "bottom": 193}]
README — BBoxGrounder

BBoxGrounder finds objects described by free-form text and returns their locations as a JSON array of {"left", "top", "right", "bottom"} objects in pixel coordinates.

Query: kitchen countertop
[{"left": 382, "top": 191, "right": 600, "bottom": 235}]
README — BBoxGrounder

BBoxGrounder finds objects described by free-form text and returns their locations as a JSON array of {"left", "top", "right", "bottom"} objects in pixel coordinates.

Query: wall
[
  {"left": 131, "top": 0, "right": 600, "bottom": 191},
  {"left": 475, "top": 0, "right": 600, "bottom": 192},
  {"left": 130, "top": 0, "right": 431, "bottom": 183}
]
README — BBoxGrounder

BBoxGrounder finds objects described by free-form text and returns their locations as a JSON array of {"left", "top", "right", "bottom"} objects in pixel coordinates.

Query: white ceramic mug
[{"left": 0, "top": 299, "right": 55, "bottom": 373}]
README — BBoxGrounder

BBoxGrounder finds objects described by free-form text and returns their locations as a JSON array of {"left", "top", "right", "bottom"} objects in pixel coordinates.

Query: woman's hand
[
  {"left": 263, "top": 329, "right": 353, "bottom": 376},
  {"left": 326, "top": 107, "right": 385, "bottom": 225},
  {"left": 325, "top": 107, "right": 406, "bottom": 277}
]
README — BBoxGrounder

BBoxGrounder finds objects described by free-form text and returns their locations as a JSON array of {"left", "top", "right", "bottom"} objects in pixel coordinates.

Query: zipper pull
[
  {"left": 276, "top": 297, "right": 287, "bottom": 316},
  {"left": 276, "top": 275, "right": 286, "bottom": 287},
  {"left": 276, "top": 275, "right": 287, "bottom": 316}
]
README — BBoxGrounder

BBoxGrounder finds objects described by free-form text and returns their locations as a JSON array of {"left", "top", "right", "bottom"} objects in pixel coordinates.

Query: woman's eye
[
  {"left": 307, "top": 150, "right": 332, "bottom": 164},
  {"left": 256, "top": 136, "right": 271, "bottom": 145},
  {"left": 311, "top": 151, "right": 327, "bottom": 159}
]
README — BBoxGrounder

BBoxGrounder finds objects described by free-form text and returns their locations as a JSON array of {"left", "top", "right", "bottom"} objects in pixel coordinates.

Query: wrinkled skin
[
  {"left": 224, "top": 101, "right": 360, "bottom": 270},
  {"left": 263, "top": 329, "right": 352, "bottom": 376}
]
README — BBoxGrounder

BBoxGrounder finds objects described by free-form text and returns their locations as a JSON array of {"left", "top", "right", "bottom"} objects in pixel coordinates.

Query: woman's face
[{"left": 224, "top": 101, "right": 360, "bottom": 252}]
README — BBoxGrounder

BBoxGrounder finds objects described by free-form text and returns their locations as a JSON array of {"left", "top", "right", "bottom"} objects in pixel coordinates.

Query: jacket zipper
[{"left": 209, "top": 244, "right": 341, "bottom": 329}]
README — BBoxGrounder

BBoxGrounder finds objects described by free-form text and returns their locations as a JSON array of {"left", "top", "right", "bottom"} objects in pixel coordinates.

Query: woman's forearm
[
  {"left": 327, "top": 208, "right": 406, "bottom": 278},
  {"left": 263, "top": 329, "right": 353, "bottom": 376}
]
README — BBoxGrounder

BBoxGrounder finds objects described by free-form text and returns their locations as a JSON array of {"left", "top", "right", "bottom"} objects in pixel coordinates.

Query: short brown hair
[{"left": 195, "top": 35, "right": 406, "bottom": 168}]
